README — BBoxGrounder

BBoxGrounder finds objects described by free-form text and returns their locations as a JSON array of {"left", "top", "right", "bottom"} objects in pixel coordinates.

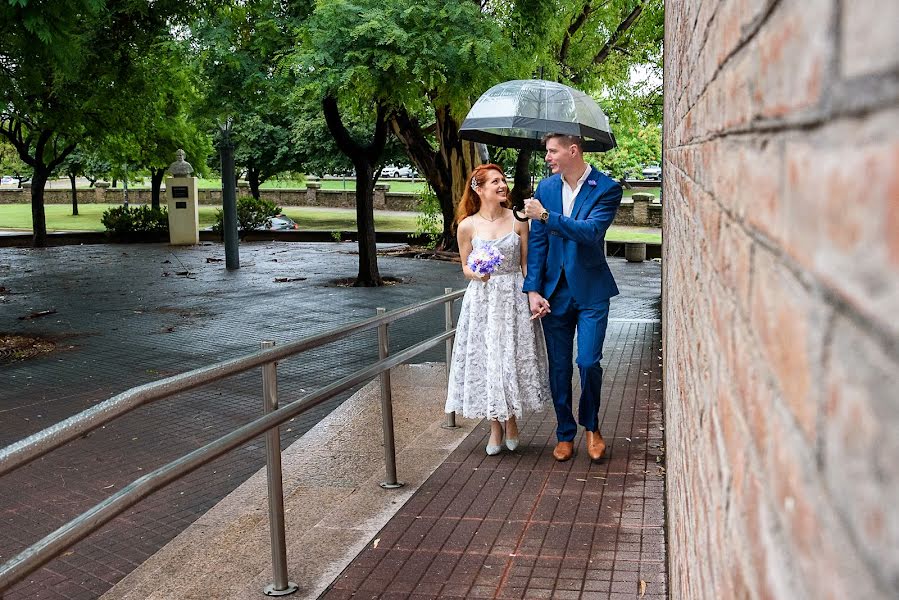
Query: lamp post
[
  {"left": 218, "top": 118, "right": 239, "bottom": 270},
  {"left": 122, "top": 165, "right": 129, "bottom": 209}
]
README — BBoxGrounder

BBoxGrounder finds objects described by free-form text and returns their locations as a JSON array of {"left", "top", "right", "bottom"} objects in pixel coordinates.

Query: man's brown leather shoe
[
  {"left": 586, "top": 430, "right": 606, "bottom": 461},
  {"left": 552, "top": 441, "right": 574, "bottom": 461}
]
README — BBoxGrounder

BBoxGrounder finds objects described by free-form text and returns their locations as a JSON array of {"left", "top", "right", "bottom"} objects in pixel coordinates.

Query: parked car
[
  {"left": 382, "top": 164, "right": 416, "bottom": 178},
  {"left": 1, "top": 176, "right": 16, "bottom": 185},
  {"left": 262, "top": 214, "right": 300, "bottom": 231},
  {"left": 641, "top": 164, "right": 661, "bottom": 180}
]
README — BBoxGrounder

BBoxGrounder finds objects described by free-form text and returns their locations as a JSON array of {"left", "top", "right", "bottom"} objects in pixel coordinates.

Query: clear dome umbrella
[{"left": 459, "top": 79, "right": 616, "bottom": 152}]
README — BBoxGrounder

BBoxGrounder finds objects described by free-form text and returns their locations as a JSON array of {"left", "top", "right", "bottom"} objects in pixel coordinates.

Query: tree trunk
[
  {"left": 390, "top": 105, "right": 481, "bottom": 252},
  {"left": 353, "top": 163, "right": 381, "bottom": 286},
  {"left": 31, "top": 167, "right": 50, "bottom": 247},
  {"left": 150, "top": 168, "right": 165, "bottom": 210},
  {"left": 247, "top": 168, "right": 261, "bottom": 200},
  {"left": 323, "top": 95, "right": 388, "bottom": 286},
  {"left": 69, "top": 173, "right": 79, "bottom": 216},
  {"left": 112, "top": 178, "right": 117, "bottom": 188}
]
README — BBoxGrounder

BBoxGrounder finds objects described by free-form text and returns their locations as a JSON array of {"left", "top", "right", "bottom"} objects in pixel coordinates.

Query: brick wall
[{"left": 663, "top": 1, "right": 897, "bottom": 598}]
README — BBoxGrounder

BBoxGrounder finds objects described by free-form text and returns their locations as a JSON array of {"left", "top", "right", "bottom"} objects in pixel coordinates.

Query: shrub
[
  {"left": 414, "top": 186, "right": 442, "bottom": 249},
  {"left": 101, "top": 205, "right": 169, "bottom": 238},
  {"left": 212, "top": 196, "right": 281, "bottom": 237}
]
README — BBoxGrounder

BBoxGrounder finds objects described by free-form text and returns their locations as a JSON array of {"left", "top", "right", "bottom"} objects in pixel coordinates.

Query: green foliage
[
  {"left": 0, "top": 138, "right": 29, "bottom": 182},
  {"left": 296, "top": 0, "right": 520, "bottom": 117},
  {"left": 590, "top": 124, "right": 661, "bottom": 179},
  {"left": 101, "top": 205, "right": 169, "bottom": 237},
  {"left": 193, "top": 3, "right": 304, "bottom": 187},
  {"left": 212, "top": 196, "right": 281, "bottom": 235},
  {"left": 414, "top": 186, "right": 443, "bottom": 249}
]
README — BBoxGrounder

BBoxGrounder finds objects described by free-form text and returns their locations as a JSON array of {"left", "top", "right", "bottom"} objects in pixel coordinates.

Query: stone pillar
[
  {"left": 374, "top": 183, "right": 389, "bottom": 210},
  {"left": 165, "top": 150, "right": 199, "bottom": 245},
  {"left": 237, "top": 180, "right": 250, "bottom": 198},
  {"left": 631, "top": 192, "right": 653, "bottom": 226},
  {"left": 305, "top": 181, "right": 321, "bottom": 205},
  {"left": 92, "top": 181, "right": 108, "bottom": 204}
]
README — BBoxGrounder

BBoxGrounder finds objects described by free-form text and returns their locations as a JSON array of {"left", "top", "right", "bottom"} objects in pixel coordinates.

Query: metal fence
[{"left": 0, "top": 287, "right": 464, "bottom": 597}]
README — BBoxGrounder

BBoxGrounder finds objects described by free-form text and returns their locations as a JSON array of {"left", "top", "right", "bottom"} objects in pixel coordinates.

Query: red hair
[{"left": 455, "top": 163, "right": 508, "bottom": 226}]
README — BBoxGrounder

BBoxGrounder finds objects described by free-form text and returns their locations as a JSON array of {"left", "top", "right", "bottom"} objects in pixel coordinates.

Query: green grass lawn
[
  {"left": 0, "top": 204, "right": 421, "bottom": 233},
  {"left": 0, "top": 203, "right": 661, "bottom": 243}
]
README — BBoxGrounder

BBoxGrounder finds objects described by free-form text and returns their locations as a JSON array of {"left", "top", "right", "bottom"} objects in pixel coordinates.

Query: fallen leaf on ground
[
  {"left": 372, "top": 538, "right": 380, "bottom": 549},
  {"left": 205, "top": 257, "right": 223, "bottom": 263},
  {"left": 274, "top": 277, "right": 307, "bottom": 282},
  {"left": 18, "top": 309, "right": 57, "bottom": 321},
  {"left": 640, "top": 579, "right": 646, "bottom": 597}
]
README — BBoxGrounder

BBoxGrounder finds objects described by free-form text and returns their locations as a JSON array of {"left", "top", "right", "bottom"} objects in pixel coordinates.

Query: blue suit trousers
[{"left": 541, "top": 274, "right": 610, "bottom": 442}]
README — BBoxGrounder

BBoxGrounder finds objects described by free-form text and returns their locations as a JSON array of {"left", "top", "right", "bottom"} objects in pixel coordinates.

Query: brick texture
[{"left": 664, "top": 1, "right": 898, "bottom": 598}]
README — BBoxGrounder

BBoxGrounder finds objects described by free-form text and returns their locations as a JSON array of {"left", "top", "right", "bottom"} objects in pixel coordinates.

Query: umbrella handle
[{"left": 510, "top": 198, "right": 529, "bottom": 222}]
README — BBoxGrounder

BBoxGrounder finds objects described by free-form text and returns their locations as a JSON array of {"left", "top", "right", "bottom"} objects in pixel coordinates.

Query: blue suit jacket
[{"left": 522, "top": 167, "right": 623, "bottom": 306}]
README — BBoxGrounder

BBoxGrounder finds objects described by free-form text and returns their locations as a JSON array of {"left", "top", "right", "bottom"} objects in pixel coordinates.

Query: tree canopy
[{"left": 1, "top": 0, "right": 663, "bottom": 256}]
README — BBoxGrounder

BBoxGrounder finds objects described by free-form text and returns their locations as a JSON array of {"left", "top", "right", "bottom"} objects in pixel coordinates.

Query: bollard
[
  {"left": 376, "top": 308, "right": 403, "bottom": 489},
  {"left": 260, "top": 341, "right": 298, "bottom": 597},
  {"left": 442, "top": 288, "right": 459, "bottom": 429},
  {"left": 625, "top": 242, "right": 647, "bottom": 262}
]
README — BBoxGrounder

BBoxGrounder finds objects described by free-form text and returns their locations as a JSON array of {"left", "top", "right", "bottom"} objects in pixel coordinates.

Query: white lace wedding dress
[{"left": 445, "top": 229, "right": 551, "bottom": 421}]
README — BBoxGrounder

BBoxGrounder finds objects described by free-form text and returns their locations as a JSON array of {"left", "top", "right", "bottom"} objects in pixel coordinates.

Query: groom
[{"left": 522, "top": 133, "right": 623, "bottom": 462}]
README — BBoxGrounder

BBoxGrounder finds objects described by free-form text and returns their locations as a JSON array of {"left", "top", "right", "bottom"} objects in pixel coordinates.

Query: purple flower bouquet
[{"left": 467, "top": 245, "right": 504, "bottom": 278}]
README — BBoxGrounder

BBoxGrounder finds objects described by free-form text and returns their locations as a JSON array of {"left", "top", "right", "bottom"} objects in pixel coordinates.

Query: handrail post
[
  {"left": 260, "top": 341, "right": 298, "bottom": 597},
  {"left": 442, "top": 288, "right": 460, "bottom": 430},
  {"left": 377, "top": 308, "right": 403, "bottom": 489}
]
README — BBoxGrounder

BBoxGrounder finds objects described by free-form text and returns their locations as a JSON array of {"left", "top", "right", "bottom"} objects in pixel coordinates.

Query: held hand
[
  {"left": 527, "top": 291, "right": 551, "bottom": 320},
  {"left": 523, "top": 198, "right": 545, "bottom": 220},
  {"left": 477, "top": 272, "right": 491, "bottom": 283}
]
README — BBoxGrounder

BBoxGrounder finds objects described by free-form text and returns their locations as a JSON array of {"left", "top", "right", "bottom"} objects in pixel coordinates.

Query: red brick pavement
[{"left": 322, "top": 321, "right": 666, "bottom": 600}]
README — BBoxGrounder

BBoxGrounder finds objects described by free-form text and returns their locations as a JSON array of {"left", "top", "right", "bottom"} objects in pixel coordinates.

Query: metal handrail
[
  {"left": 0, "top": 289, "right": 465, "bottom": 595},
  {"left": 0, "top": 289, "right": 465, "bottom": 477}
]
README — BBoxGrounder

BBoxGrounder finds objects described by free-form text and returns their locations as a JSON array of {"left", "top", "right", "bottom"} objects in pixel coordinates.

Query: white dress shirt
[{"left": 561, "top": 164, "right": 592, "bottom": 217}]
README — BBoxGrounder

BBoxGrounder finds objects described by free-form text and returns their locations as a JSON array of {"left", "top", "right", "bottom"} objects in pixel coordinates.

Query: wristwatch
[{"left": 539, "top": 209, "right": 549, "bottom": 223}]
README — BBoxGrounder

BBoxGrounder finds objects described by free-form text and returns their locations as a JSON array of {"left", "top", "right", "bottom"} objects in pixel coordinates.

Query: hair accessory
[{"left": 470, "top": 176, "right": 478, "bottom": 192}]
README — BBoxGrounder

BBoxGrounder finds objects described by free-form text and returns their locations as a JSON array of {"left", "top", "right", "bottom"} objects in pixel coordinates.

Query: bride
[{"left": 445, "top": 163, "right": 551, "bottom": 455}]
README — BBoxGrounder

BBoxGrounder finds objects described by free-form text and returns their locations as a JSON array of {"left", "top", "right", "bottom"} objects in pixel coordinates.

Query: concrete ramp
[{"left": 101, "top": 363, "right": 476, "bottom": 600}]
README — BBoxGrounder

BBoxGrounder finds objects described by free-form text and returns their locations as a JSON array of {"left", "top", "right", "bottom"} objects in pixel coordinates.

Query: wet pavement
[{"left": 0, "top": 241, "right": 661, "bottom": 599}]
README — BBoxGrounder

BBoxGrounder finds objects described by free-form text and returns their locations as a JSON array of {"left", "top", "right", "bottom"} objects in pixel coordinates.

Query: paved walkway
[
  {"left": 321, "top": 321, "right": 665, "bottom": 600},
  {"left": 0, "top": 241, "right": 662, "bottom": 599}
]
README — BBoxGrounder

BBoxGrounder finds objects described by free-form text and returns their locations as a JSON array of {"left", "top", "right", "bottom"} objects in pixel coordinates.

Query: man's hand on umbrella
[{"left": 523, "top": 198, "right": 545, "bottom": 220}]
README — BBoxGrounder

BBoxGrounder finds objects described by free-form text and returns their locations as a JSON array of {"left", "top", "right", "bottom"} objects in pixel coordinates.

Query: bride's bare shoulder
[{"left": 457, "top": 216, "right": 475, "bottom": 233}]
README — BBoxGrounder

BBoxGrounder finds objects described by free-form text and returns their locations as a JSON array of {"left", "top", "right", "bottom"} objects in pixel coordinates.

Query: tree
[
  {"left": 483, "top": 0, "right": 664, "bottom": 191},
  {"left": 192, "top": 2, "right": 305, "bottom": 199},
  {"left": 590, "top": 123, "right": 661, "bottom": 178},
  {"left": 56, "top": 151, "right": 89, "bottom": 216},
  {"left": 0, "top": 0, "right": 213, "bottom": 246},
  {"left": 0, "top": 139, "right": 29, "bottom": 186},
  {"left": 297, "top": 0, "right": 519, "bottom": 251}
]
